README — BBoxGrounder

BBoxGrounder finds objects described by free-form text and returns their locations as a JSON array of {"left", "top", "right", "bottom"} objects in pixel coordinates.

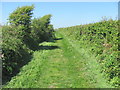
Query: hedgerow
[
  {"left": 2, "top": 5, "right": 54, "bottom": 83},
  {"left": 58, "top": 19, "right": 120, "bottom": 87},
  {"left": 31, "top": 14, "right": 54, "bottom": 43}
]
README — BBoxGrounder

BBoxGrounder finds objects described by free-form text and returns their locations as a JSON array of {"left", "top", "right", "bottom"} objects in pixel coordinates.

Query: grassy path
[{"left": 4, "top": 32, "right": 112, "bottom": 88}]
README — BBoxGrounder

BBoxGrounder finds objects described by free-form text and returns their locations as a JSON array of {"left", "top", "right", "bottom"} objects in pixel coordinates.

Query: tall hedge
[{"left": 2, "top": 5, "right": 54, "bottom": 83}]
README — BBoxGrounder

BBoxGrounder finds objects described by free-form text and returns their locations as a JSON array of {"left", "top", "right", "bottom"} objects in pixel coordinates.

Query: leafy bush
[
  {"left": 9, "top": 5, "right": 34, "bottom": 32},
  {"left": 2, "top": 5, "right": 55, "bottom": 83},
  {"left": 31, "top": 14, "right": 54, "bottom": 42},
  {"left": 2, "top": 25, "right": 31, "bottom": 77}
]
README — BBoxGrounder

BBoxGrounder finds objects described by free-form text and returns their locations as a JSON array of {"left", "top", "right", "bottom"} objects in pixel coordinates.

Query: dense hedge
[
  {"left": 2, "top": 25, "right": 31, "bottom": 77},
  {"left": 31, "top": 14, "right": 54, "bottom": 43},
  {"left": 2, "top": 5, "right": 54, "bottom": 82},
  {"left": 58, "top": 19, "right": 120, "bottom": 87}
]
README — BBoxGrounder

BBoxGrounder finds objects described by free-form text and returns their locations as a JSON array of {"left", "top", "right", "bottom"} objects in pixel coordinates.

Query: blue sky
[{"left": 1, "top": 2, "right": 118, "bottom": 28}]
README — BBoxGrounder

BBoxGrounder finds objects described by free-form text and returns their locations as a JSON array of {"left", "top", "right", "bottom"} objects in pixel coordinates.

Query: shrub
[
  {"left": 2, "top": 5, "right": 55, "bottom": 83},
  {"left": 31, "top": 14, "right": 54, "bottom": 42},
  {"left": 2, "top": 25, "right": 31, "bottom": 77}
]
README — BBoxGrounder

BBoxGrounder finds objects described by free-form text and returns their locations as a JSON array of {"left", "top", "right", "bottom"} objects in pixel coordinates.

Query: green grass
[
  {"left": 57, "top": 20, "right": 119, "bottom": 88},
  {"left": 3, "top": 31, "right": 113, "bottom": 88}
]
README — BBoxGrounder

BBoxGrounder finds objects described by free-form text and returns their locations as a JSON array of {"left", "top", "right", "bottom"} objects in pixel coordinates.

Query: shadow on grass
[
  {"left": 44, "top": 38, "right": 63, "bottom": 43},
  {"left": 38, "top": 45, "right": 60, "bottom": 50},
  {"left": 37, "top": 38, "right": 62, "bottom": 50},
  {"left": 54, "top": 38, "right": 63, "bottom": 40}
]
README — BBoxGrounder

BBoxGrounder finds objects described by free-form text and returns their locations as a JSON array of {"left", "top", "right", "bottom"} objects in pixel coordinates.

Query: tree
[{"left": 9, "top": 5, "right": 34, "bottom": 33}]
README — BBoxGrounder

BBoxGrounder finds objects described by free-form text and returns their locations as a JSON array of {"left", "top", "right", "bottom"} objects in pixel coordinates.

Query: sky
[{"left": 1, "top": 2, "right": 118, "bottom": 28}]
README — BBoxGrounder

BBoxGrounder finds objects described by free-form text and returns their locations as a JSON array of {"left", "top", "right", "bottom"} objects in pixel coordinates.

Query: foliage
[
  {"left": 58, "top": 19, "right": 120, "bottom": 87},
  {"left": 31, "top": 14, "right": 54, "bottom": 42},
  {"left": 2, "top": 25, "right": 31, "bottom": 77},
  {"left": 2, "top": 5, "right": 54, "bottom": 83},
  {"left": 9, "top": 5, "right": 34, "bottom": 33}
]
